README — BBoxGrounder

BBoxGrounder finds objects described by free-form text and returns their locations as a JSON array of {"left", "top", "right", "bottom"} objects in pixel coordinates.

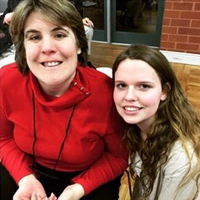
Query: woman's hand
[
  {"left": 3, "top": 12, "right": 14, "bottom": 25},
  {"left": 82, "top": 17, "right": 94, "bottom": 27},
  {"left": 31, "top": 192, "right": 57, "bottom": 200},
  {"left": 57, "top": 183, "right": 85, "bottom": 200},
  {"left": 13, "top": 174, "right": 47, "bottom": 200}
]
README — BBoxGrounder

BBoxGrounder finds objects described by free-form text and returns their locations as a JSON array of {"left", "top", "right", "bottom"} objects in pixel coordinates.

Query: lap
[
  {"left": 0, "top": 163, "right": 122, "bottom": 200},
  {"left": 36, "top": 163, "right": 122, "bottom": 200}
]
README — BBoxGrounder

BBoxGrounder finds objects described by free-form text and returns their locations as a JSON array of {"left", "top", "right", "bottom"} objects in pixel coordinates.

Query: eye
[
  {"left": 115, "top": 83, "right": 127, "bottom": 89},
  {"left": 138, "top": 84, "right": 151, "bottom": 90},
  {"left": 55, "top": 33, "right": 66, "bottom": 39},
  {"left": 29, "top": 35, "right": 41, "bottom": 41}
]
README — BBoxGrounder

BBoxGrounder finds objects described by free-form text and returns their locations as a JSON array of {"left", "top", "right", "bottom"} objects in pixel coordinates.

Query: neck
[
  {"left": 140, "top": 131, "right": 148, "bottom": 141},
  {"left": 39, "top": 72, "right": 76, "bottom": 97}
]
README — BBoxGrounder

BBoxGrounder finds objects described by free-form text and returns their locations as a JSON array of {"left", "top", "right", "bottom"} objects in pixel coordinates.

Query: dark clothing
[
  {"left": 0, "top": 0, "right": 21, "bottom": 16},
  {"left": 69, "top": 0, "right": 84, "bottom": 17},
  {"left": 1, "top": 157, "right": 122, "bottom": 200},
  {"left": 0, "top": 0, "right": 22, "bottom": 55},
  {"left": 0, "top": 164, "right": 18, "bottom": 200},
  {"left": 35, "top": 163, "right": 122, "bottom": 200}
]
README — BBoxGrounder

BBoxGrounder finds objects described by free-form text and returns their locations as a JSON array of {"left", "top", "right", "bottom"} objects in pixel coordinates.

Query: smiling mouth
[
  {"left": 124, "top": 107, "right": 142, "bottom": 111},
  {"left": 41, "top": 61, "right": 62, "bottom": 67}
]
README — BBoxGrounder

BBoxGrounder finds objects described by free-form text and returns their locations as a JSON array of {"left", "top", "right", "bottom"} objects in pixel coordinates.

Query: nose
[
  {"left": 125, "top": 87, "right": 137, "bottom": 101},
  {"left": 41, "top": 36, "right": 56, "bottom": 54}
]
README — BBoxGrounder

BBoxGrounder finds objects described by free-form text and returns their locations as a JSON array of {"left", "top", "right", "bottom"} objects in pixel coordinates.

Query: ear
[{"left": 161, "top": 82, "right": 171, "bottom": 101}]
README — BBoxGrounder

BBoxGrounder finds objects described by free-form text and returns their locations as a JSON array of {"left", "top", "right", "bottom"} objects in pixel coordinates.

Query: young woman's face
[
  {"left": 24, "top": 12, "right": 81, "bottom": 96},
  {"left": 114, "top": 59, "right": 167, "bottom": 131}
]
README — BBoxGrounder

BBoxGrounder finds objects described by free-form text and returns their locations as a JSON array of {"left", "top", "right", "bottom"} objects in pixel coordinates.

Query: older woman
[{"left": 0, "top": 0, "right": 128, "bottom": 199}]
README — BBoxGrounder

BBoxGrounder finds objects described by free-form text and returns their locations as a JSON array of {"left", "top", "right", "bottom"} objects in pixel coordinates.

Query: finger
[
  {"left": 13, "top": 191, "right": 29, "bottom": 200},
  {"left": 84, "top": 21, "right": 93, "bottom": 27},
  {"left": 86, "top": 19, "right": 94, "bottom": 27},
  {"left": 48, "top": 193, "right": 57, "bottom": 200},
  {"left": 36, "top": 193, "right": 43, "bottom": 200},
  {"left": 31, "top": 192, "right": 45, "bottom": 200},
  {"left": 89, "top": 21, "right": 94, "bottom": 27},
  {"left": 31, "top": 192, "right": 37, "bottom": 200},
  {"left": 84, "top": 22, "right": 89, "bottom": 26},
  {"left": 3, "top": 19, "right": 8, "bottom": 24}
]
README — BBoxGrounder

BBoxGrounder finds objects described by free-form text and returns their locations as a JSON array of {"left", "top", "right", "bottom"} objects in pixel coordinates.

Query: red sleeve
[
  {"left": 0, "top": 68, "right": 34, "bottom": 184},
  {"left": 72, "top": 102, "right": 128, "bottom": 195}
]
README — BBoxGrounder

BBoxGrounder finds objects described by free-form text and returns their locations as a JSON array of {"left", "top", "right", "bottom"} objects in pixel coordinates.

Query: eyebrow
[
  {"left": 115, "top": 80, "right": 125, "bottom": 83},
  {"left": 24, "top": 26, "right": 69, "bottom": 38},
  {"left": 52, "top": 27, "right": 69, "bottom": 33},
  {"left": 115, "top": 80, "right": 154, "bottom": 85}
]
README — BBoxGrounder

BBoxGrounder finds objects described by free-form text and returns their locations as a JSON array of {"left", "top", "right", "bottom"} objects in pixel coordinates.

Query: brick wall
[{"left": 161, "top": 0, "right": 200, "bottom": 54}]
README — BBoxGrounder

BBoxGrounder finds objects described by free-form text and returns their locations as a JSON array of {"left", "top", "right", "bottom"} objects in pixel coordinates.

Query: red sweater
[{"left": 0, "top": 63, "right": 128, "bottom": 194}]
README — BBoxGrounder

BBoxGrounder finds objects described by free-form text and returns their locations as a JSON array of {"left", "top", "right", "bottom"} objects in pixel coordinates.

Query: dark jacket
[
  {"left": 68, "top": 0, "right": 83, "bottom": 17},
  {"left": 0, "top": 0, "right": 22, "bottom": 54}
]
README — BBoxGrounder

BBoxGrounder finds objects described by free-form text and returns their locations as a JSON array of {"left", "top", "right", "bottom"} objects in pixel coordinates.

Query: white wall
[{"left": 0, "top": 0, "right": 7, "bottom": 13}]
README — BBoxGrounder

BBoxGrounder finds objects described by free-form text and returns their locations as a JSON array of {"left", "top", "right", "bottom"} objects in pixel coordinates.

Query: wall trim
[
  {"left": 160, "top": 50, "right": 200, "bottom": 66},
  {"left": 106, "top": 42, "right": 200, "bottom": 66}
]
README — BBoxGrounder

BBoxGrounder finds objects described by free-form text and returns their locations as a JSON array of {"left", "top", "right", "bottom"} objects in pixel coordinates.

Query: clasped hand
[{"left": 13, "top": 174, "right": 84, "bottom": 200}]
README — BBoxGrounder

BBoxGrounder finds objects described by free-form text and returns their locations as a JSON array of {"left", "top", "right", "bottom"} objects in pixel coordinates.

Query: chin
[{"left": 121, "top": 116, "right": 137, "bottom": 125}]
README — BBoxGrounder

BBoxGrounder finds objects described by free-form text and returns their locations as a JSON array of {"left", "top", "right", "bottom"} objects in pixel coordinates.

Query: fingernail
[
  {"left": 32, "top": 191, "right": 36, "bottom": 196},
  {"left": 37, "top": 193, "right": 41, "bottom": 198},
  {"left": 51, "top": 193, "right": 57, "bottom": 200},
  {"left": 50, "top": 192, "right": 53, "bottom": 197}
]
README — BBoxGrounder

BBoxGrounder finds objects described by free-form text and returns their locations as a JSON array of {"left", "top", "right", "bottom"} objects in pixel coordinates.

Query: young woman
[
  {"left": 113, "top": 44, "right": 200, "bottom": 199},
  {"left": 0, "top": 0, "right": 128, "bottom": 199}
]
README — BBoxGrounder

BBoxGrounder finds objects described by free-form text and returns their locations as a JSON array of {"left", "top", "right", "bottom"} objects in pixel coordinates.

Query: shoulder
[
  {"left": 77, "top": 66, "right": 115, "bottom": 107},
  {"left": 1, "top": 63, "right": 29, "bottom": 90},
  {"left": 1, "top": 63, "right": 17, "bottom": 77},
  {"left": 78, "top": 66, "right": 113, "bottom": 91},
  {"left": 169, "top": 140, "right": 196, "bottom": 160},
  {"left": 164, "top": 140, "right": 197, "bottom": 174},
  {"left": 1, "top": 63, "right": 23, "bottom": 79}
]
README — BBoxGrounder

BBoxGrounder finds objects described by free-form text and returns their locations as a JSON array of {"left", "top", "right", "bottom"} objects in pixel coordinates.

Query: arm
[
  {"left": 0, "top": 87, "right": 48, "bottom": 199},
  {"left": 57, "top": 184, "right": 84, "bottom": 200},
  {"left": 72, "top": 102, "right": 128, "bottom": 195},
  {"left": 0, "top": 106, "right": 34, "bottom": 183},
  {"left": 0, "top": 105, "right": 48, "bottom": 200}
]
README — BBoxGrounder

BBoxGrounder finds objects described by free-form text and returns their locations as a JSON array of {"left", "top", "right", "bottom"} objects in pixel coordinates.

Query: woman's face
[
  {"left": 24, "top": 12, "right": 81, "bottom": 96},
  {"left": 114, "top": 59, "right": 167, "bottom": 132}
]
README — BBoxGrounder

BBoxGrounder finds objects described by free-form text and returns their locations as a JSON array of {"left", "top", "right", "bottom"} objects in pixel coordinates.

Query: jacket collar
[{"left": 30, "top": 64, "right": 91, "bottom": 108}]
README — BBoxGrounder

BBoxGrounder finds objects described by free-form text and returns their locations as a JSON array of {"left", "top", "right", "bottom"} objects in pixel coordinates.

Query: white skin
[
  {"left": 24, "top": 12, "right": 81, "bottom": 97},
  {"left": 114, "top": 59, "right": 167, "bottom": 141},
  {"left": 82, "top": 17, "right": 94, "bottom": 27},
  {"left": 13, "top": 12, "right": 84, "bottom": 200},
  {"left": 3, "top": 12, "right": 14, "bottom": 24}
]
